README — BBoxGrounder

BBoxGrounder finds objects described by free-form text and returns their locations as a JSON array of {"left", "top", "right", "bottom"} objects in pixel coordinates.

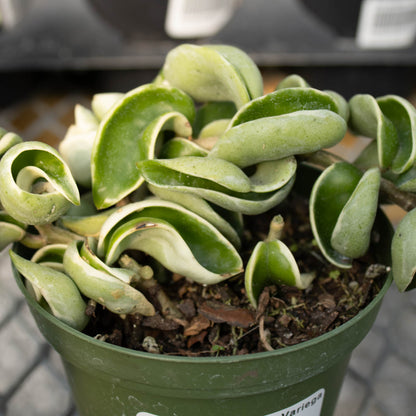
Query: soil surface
[{"left": 84, "top": 194, "right": 389, "bottom": 356}]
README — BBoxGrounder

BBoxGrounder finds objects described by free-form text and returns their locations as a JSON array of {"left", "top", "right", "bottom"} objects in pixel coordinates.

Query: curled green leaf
[
  {"left": 0, "top": 211, "right": 26, "bottom": 251},
  {"left": 97, "top": 200, "right": 243, "bottom": 285},
  {"left": 0, "top": 128, "right": 23, "bottom": 158},
  {"left": 91, "top": 92, "right": 124, "bottom": 120},
  {"left": 310, "top": 163, "right": 380, "bottom": 268},
  {"left": 192, "top": 101, "right": 236, "bottom": 137},
  {"left": 137, "top": 157, "right": 295, "bottom": 215},
  {"left": 377, "top": 95, "right": 416, "bottom": 174},
  {"left": 245, "top": 217, "right": 314, "bottom": 307},
  {"left": 211, "top": 109, "right": 347, "bottom": 168},
  {"left": 92, "top": 84, "right": 195, "bottom": 209},
  {"left": 63, "top": 240, "right": 155, "bottom": 316},
  {"left": 161, "top": 44, "right": 262, "bottom": 109},
  {"left": 10, "top": 250, "right": 89, "bottom": 330},
  {"left": 159, "top": 137, "right": 209, "bottom": 158},
  {"left": 349, "top": 94, "right": 399, "bottom": 170},
  {"left": 0, "top": 141, "right": 80, "bottom": 225},
  {"left": 229, "top": 87, "right": 345, "bottom": 128},
  {"left": 391, "top": 208, "right": 416, "bottom": 291}
]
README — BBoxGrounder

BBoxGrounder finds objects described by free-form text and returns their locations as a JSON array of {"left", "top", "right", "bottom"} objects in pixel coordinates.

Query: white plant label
[
  {"left": 136, "top": 388, "right": 324, "bottom": 416},
  {"left": 165, "top": 0, "right": 238, "bottom": 39},
  {"left": 265, "top": 389, "right": 325, "bottom": 416},
  {"left": 356, "top": 0, "right": 416, "bottom": 48}
]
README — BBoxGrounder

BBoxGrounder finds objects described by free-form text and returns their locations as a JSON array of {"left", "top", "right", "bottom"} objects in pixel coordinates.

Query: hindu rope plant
[{"left": 1, "top": 44, "right": 415, "bottom": 338}]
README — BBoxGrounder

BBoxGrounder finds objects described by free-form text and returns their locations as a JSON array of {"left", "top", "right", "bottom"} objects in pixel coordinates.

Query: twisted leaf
[
  {"left": 211, "top": 109, "right": 347, "bottom": 168},
  {"left": 159, "top": 137, "right": 208, "bottom": 158},
  {"left": 310, "top": 163, "right": 380, "bottom": 268},
  {"left": 392, "top": 208, "right": 416, "bottom": 291},
  {"left": 63, "top": 240, "right": 155, "bottom": 316},
  {"left": 97, "top": 200, "right": 243, "bottom": 285},
  {"left": 137, "top": 156, "right": 296, "bottom": 215},
  {"left": 10, "top": 250, "right": 89, "bottom": 330},
  {"left": 0, "top": 128, "right": 22, "bottom": 158},
  {"left": 229, "top": 87, "right": 345, "bottom": 128},
  {"left": 349, "top": 94, "right": 399, "bottom": 170},
  {"left": 161, "top": 44, "right": 262, "bottom": 109},
  {"left": 92, "top": 84, "right": 195, "bottom": 208},
  {"left": 245, "top": 240, "right": 314, "bottom": 307},
  {"left": 91, "top": 92, "right": 123, "bottom": 120},
  {"left": 377, "top": 95, "right": 416, "bottom": 174},
  {"left": 0, "top": 211, "right": 26, "bottom": 251},
  {"left": 0, "top": 141, "right": 80, "bottom": 225},
  {"left": 147, "top": 185, "right": 241, "bottom": 248}
]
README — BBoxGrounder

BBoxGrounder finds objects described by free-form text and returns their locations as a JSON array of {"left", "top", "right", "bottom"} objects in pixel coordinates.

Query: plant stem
[{"left": 301, "top": 150, "right": 416, "bottom": 212}]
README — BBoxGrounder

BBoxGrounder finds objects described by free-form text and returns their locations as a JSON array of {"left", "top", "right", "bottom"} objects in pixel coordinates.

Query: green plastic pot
[{"left": 13, "top": 255, "right": 392, "bottom": 416}]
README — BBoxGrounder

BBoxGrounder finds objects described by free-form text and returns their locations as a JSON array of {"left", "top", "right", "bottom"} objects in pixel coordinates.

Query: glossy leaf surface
[
  {"left": 0, "top": 141, "right": 80, "bottom": 225},
  {"left": 63, "top": 241, "right": 155, "bottom": 316},
  {"left": 92, "top": 84, "right": 195, "bottom": 209},
  {"left": 391, "top": 208, "right": 416, "bottom": 291},
  {"left": 97, "top": 200, "right": 243, "bottom": 285},
  {"left": 10, "top": 250, "right": 89, "bottom": 330}
]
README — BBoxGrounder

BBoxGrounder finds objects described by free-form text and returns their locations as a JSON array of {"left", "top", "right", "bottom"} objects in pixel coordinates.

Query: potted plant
[{"left": 0, "top": 44, "right": 414, "bottom": 416}]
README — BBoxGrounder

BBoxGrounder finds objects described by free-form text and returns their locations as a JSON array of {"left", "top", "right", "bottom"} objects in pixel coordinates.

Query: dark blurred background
[{"left": 1, "top": 0, "right": 416, "bottom": 107}]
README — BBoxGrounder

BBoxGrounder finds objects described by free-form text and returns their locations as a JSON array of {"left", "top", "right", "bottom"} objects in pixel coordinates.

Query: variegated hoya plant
[{"left": 1, "top": 44, "right": 415, "bottom": 334}]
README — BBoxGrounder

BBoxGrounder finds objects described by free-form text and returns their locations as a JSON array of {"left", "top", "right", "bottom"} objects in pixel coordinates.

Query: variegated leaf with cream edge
[
  {"left": 92, "top": 84, "right": 195, "bottom": 209},
  {"left": 310, "top": 163, "right": 381, "bottom": 268},
  {"left": 391, "top": 208, "right": 416, "bottom": 292},
  {"left": 137, "top": 156, "right": 296, "bottom": 215},
  {"left": 10, "top": 250, "right": 89, "bottom": 330},
  {"left": 245, "top": 216, "right": 315, "bottom": 308},
  {"left": 210, "top": 110, "right": 347, "bottom": 168},
  {"left": 161, "top": 44, "right": 263, "bottom": 109},
  {"left": 63, "top": 240, "right": 155, "bottom": 316},
  {"left": 0, "top": 141, "right": 80, "bottom": 225},
  {"left": 96, "top": 200, "right": 243, "bottom": 285}
]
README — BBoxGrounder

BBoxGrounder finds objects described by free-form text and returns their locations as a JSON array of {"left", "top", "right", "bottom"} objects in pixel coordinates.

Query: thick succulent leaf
[
  {"left": 391, "top": 208, "right": 416, "bottom": 291},
  {"left": 140, "top": 156, "right": 251, "bottom": 193},
  {"left": 394, "top": 165, "right": 416, "bottom": 192},
  {"left": 59, "top": 129, "right": 95, "bottom": 188},
  {"left": 63, "top": 241, "right": 155, "bottom": 316},
  {"left": 10, "top": 250, "right": 89, "bottom": 330},
  {"left": 310, "top": 162, "right": 363, "bottom": 268},
  {"left": 147, "top": 185, "right": 241, "bottom": 248},
  {"left": 248, "top": 157, "right": 297, "bottom": 193},
  {"left": 137, "top": 157, "right": 295, "bottom": 215},
  {"left": 205, "top": 44, "right": 263, "bottom": 100},
  {"left": 92, "top": 84, "right": 195, "bottom": 209},
  {"left": 79, "top": 238, "right": 135, "bottom": 284},
  {"left": 229, "top": 88, "right": 344, "bottom": 128},
  {"left": 211, "top": 110, "right": 347, "bottom": 168},
  {"left": 161, "top": 44, "right": 257, "bottom": 109},
  {"left": 349, "top": 94, "right": 399, "bottom": 169},
  {"left": 91, "top": 92, "right": 124, "bottom": 120},
  {"left": 0, "top": 129, "right": 22, "bottom": 158},
  {"left": 353, "top": 140, "right": 379, "bottom": 171},
  {"left": 159, "top": 137, "right": 209, "bottom": 158},
  {"left": 27, "top": 244, "right": 67, "bottom": 300},
  {"left": 245, "top": 240, "right": 314, "bottom": 307},
  {"left": 276, "top": 74, "right": 310, "bottom": 89},
  {"left": 198, "top": 119, "right": 230, "bottom": 139},
  {"left": 138, "top": 111, "right": 193, "bottom": 161},
  {"left": 0, "top": 210, "right": 26, "bottom": 251},
  {"left": 0, "top": 141, "right": 80, "bottom": 225},
  {"left": 330, "top": 168, "right": 381, "bottom": 258},
  {"left": 61, "top": 208, "right": 116, "bottom": 237},
  {"left": 96, "top": 200, "right": 243, "bottom": 285},
  {"left": 377, "top": 95, "right": 416, "bottom": 174},
  {"left": 193, "top": 101, "right": 236, "bottom": 137},
  {"left": 73, "top": 104, "right": 99, "bottom": 131}
]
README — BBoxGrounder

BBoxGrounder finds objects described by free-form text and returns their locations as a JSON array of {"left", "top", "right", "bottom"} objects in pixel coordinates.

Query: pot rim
[{"left": 13, "top": 262, "right": 392, "bottom": 364}]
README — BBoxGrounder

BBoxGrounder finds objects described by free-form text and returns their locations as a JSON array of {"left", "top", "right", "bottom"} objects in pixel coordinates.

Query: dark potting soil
[{"left": 83, "top": 194, "right": 389, "bottom": 357}]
